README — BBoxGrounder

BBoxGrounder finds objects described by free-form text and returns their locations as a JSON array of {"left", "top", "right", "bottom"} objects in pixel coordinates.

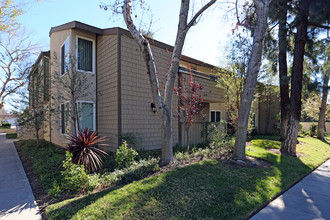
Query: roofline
[
  {"left": 49, "top": 21, "right": 217, "bottom": 69},
  {"left": 29, "top": 51, "right": 50, "bottom": 78}
]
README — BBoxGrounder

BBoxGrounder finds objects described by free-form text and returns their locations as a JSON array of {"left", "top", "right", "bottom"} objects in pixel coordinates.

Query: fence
[
  {"left": 300, "top": 122, "right": 330, "bottom": 133},
  {"left": 179, "top": 122, "right": 225, "bottom": 146}
]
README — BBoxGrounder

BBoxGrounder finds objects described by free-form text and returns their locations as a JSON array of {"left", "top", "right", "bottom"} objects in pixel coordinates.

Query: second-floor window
[
  {"left": 61, "top": 37, "right": 70, "bottom": 76},
  {"left": 77, "top": 37, "right": 94, "bottom": 73}
]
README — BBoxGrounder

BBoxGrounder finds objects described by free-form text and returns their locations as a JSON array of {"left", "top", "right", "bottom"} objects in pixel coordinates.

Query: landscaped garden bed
[{"left": 15, "top": 135, "right": 330, "bottom": 219}]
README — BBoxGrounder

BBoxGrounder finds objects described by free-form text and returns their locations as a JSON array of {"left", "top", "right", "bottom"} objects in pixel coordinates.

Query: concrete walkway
[
  {"left": 0, "top": 134, "right": 41, "bottom": 220},
  {"left": 251, "top": 159, "right": 330, "bottom": 220}
]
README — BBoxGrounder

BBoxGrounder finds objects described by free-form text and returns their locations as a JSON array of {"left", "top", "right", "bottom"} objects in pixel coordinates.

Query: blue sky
[{"left": 18, "top": 0, "right": 234, "bottom": 66}]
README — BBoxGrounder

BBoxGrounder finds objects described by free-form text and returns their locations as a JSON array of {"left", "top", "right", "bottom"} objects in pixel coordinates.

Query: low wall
[
  {"left": 0, "top": 128, "right": 17, "bottom": 133},
  {"left": 17, "top": 126, "right": 36, "bottom": 140},
  {"left": 300, "top": 122, "right": 330, "bottom": 132}
]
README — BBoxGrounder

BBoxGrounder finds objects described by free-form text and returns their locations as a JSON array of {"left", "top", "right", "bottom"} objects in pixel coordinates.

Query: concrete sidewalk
[
  {"left": 0, "top": 134, "right": 41, "bottom": 220},
  {"left": 251, "top": 159, "right": 330, "bottom": 220}
]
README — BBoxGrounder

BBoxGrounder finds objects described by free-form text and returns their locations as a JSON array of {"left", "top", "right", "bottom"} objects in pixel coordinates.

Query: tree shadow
[{"left": 46, "top": 137, "right": 330, "bottom": 220}]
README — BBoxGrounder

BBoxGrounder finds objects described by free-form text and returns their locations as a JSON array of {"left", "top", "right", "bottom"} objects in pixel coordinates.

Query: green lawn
[{"left": 46, "top": 137, "right": 330, "bottom": 220}]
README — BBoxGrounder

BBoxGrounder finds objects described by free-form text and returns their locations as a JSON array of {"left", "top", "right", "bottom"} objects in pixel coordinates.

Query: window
[
  {"left": 43, "top": 58, "right": 50, "bottom": 101},
  {"left": 77, "top": 37, "right": 94, "bottom": 72},
  {"left": 61, "top": 38, "right": 70, "bottom": 76},
  {"left": 210, "top": 110, "right": 221, "bottom": 122},
  {"left": 61, "top": 103, "right": 70, "bottom": 134},
  {"left": 77, "top": 101, "right": 95, "bottom": 132}
]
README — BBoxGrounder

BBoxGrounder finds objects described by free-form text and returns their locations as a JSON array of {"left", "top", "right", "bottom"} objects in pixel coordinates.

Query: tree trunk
[
  {"left": 282, "top": 0, "right": 311, "bottom": 155},
  {"left": 186, "top": 125, "right": 190, "bottom": 149},
  {"left": 160, "top": 111, "right": 173, "bottom": 166},
  {"left": 122, "top": 0, "right": 216, "bottom": 165},
  {"left": 317, "top": 66, "right": 329, "bottom": 140},
  {"left": 233, "top": 0, "right": 269, "bottom": 160},
  {"left": 278, "top": 0, "right": 290, "bottom": 141}
]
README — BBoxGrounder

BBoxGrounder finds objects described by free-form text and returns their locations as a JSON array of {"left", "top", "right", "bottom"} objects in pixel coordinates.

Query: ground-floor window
[
  {"left": 77, "top": 101, "right": 95, "bottom": 131},
  {"left": 61, "top": 103, "right": 70, "bottom": 134},
  {"left": 210, "top": 110, "right": 221, "bottom": 122}
]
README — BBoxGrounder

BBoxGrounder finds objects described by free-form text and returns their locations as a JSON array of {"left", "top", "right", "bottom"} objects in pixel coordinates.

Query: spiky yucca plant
[{"left": 66, "top": 128, "right": 108, "bottom": 172}]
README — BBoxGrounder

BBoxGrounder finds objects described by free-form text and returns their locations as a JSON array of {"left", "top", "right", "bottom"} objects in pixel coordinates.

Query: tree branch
[
  {"left": 308, "top": 21, "right": 330, "bottom": 30},
  {"left": 186, "top": 0, "right": 217, "bottom": 30}
]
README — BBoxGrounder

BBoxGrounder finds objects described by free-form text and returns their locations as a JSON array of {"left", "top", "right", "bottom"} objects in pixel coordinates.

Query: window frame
[
  {"left": 76, "top": 35, "right": 95, "bottom": 74},
  {"left": 210, "top": 110, "right": 222, "bottom": 123},
  {"left": 76, "top": 100, "right": 96, "bottom": 133},
  {"left": 60, "top": 36, "right": 70, "bottom": 77}
]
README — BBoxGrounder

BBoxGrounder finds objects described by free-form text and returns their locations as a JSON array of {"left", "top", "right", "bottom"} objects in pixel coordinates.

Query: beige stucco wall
[
  {"left": 120, "top": 35, "right": 179, "bottom": 150},
  {"left": 96, "top": 34, "right": 119, "bottom": 151},
  {"left": 49, "top": 29, "right": 97, "bottom": 147}
]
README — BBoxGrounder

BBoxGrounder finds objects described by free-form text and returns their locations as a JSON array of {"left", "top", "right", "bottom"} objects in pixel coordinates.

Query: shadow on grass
[{"left": 46, "top": 140, "right": 315, "bottom": 220}]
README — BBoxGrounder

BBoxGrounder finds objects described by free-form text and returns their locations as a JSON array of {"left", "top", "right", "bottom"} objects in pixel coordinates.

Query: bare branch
[
  {"left": 308, "top": 22, "right": 330, "bottom": 30},
  {"left": 186, "top": 0, "right": 217, "bottom": 30}
]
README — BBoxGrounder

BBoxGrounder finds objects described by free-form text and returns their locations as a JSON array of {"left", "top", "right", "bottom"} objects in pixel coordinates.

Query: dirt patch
[
  {"left": 266, "top": 148, "right": 308, "bottom": 158},
  {"left": 159, "top": 150, "right": 272, "bottom": 171},
  {"left": 221, "top": 156, "right": 272, "bottom": 168}
]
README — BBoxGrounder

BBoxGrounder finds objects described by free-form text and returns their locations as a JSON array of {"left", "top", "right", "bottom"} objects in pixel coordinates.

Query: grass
[
  {"left": 45, "top": 137, "right": 330, "bottom": 220},
  {"left": 6, "top": 133, "right": 17, "bottom": 139}
]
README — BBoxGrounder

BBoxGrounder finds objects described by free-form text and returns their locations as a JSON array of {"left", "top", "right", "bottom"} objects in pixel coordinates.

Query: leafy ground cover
[
  {"left": 45, "top": 137, "right": 330, "bottom": 220},
  {"left": 6, "top": 132, "right": 17, "bottom": 139}
]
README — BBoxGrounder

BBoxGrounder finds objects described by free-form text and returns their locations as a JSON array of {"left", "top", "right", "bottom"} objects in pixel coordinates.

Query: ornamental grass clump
[{"left": 66, "top": 128, "right": 108, "bottom": 172}]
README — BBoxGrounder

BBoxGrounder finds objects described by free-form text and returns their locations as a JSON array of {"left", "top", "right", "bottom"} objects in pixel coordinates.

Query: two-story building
[{"left": 20, "top": 21, "right": 279, "bottom": 151}]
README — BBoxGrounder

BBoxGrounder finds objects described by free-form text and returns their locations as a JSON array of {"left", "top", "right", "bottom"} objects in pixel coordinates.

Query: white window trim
[
  {"left": 76, "top": 35, "right": 96, "bottom": 74},
  {"left": 60, "top": 36, "right": 70, "bottom": 78},
  {"left": 60, "top": 101, "right": 70, "bottom": 135},
  {"left": 75, "top": 100, "right": 96, "bottom": 134},
  {"left": 210, "top": 110, "right": 222, "bottom": 122}
]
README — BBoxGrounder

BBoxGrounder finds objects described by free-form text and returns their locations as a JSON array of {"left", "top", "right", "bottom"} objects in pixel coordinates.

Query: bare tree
[
  {"left": 233, "top": 0, "right": 270, "bottom": 160},
  {"left": 118, "top": 0, "right": 217, "bottom": 165},
  {"left": 52, "top": 54, "right": 93, "bottom": 135},
  {"left": 0, "top": 31, "right": 38, "bottom": 110}
]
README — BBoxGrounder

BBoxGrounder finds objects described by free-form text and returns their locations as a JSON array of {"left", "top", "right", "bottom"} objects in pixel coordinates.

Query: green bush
[
  {"left": 61, "top": 152, "right": 90, "bottom": 193},
  {"left": 20, "top": 140, "right": 64, "bottom": 190},
  {"left": 309, "top": 124, "right": 317, "bottom": 137},
  {"left": 1, "top": 122, "right": 11, "bottom": 128},
  {"left": 115, "top": 141, "right": 138, "bottom": 169},
  {"left": 48, "top": 181, "right": 62, "bottom": 198},
  {"left": 6, "top": 133, "right": 17, "bottom": 139}
]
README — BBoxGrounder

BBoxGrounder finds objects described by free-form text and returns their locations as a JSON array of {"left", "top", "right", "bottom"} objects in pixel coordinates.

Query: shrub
[
  {"left": 309, "top": 124, "right": 317, "bottom": 137},
  {"left": 175, "top": 151, "right": 190, "bottom": 161},
  {"left": 61, "top": 152, "right": 90, "bottom": 192},
  {"left": 6, "top": 133, "right": 17, "bottom": 139},
  {"left": 118, "top": 132, "right": 143, "bottom": 149},
  {"left": 1, "top": 122, "right": 11, "bottom": 128},
  {"left": 115, "top": 141, "right": 138, "bottom": 169},
  {"left": 48, "top": 181, "right": 61, "bottom": 198},
  {"left": 66, "top": 128, "right": 108, "bottom": 172}
]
